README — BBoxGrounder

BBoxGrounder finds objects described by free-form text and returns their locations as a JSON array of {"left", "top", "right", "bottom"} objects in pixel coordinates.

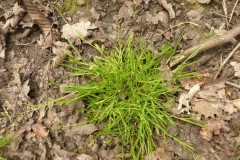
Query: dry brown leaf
[
  {"left": 220, "top": 103, "right": 238, "bottom": 114},
  {"left": 67, "top": 124, "right": 98, "bottom": 136},
  {"left": 145, "top": 147, "right": 170, "bottom": 160},
  {"left": 233, "top": 99, "right": 240, "bottom": 110},
  {"left": 76, "top": 154, "right": 94, "bottom": 160},
  {"left": 157, "top": 0, "right": 175, "bottom": 19},
  {"left": 200, "top": 120, "right": 221, "bottom": 141},
  {"left": 146, "top": 11, "right": 169, "bottom": 27},
  {"left": 90, "top": 7, "right": 100, "bottom": 20},
  {"left": 52, "top": 144, "right": 76, "bottom": 157},
  {"left": 61, "top": 22, "right": 97, "bottom": 45},
  {"left": 32, "top": 120, "right": 49, "bottom": 137},
  {"left": 197, "top": 0, "right": 211, "bottom": 4},
  {"left": 114, "top": 1, "right": 134, "bottom": 20},
  {"left": 230, "top": 62, "right": 240, "bottom": 78},
  {"left": 178, "top": 84, "right": 200, "bottom": 113},
  {"left": 52, "top": 41, "right": 70, "bottom": 67},
  {"left": 192, "top": 99, "right": 222, "bottom": 118},
  {"left": 22, "top": 0, "right": 56, "bottom": 48}
]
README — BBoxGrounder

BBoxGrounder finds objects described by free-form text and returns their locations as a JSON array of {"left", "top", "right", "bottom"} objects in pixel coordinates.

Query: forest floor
[{"left": 0, "top": 0, "right": 240, "bottom": 159}]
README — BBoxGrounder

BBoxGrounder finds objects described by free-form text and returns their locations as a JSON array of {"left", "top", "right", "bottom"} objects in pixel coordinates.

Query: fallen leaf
[
  {"left": 145, "top": 147, "right": 170, "bottom": 160},
  {"left": 178, "top": 84, "right": 200, "bottom": 113},
  {"left": 52, "top": 41, "right": 70, "bottom": 67},
  {"left": 32, "top": 121, "right": 49, "bottom": 137},
  {"left": 90, "top": 7, "right": 100, "bottom": 20},
  {"left": 197, "top": 0, "right": 211, "bottom": 4},
  {"left": 192, "top": 99, "right": 222, "bottom": 118},
  {"left": 146, "top": 11, "right": 169, "bottom": 27},
  {"left": 52, "top": 144, "right": 76, "bottom": 157},
  {"left": 61, "top": 21, "right": 97, "bottom": 45},
  {"left": 157, "top": 0, "right": 175, "bottom": 19},
  {"left": 76, "top": 154, "right": 94, "bottom": 160},
  {"left": 114, "top": 1, "right": 134, "bottom": 20},
  {"left": 230, "top": 62, "right": 240, "bottom": 78},
  {"left": 67, "top": 124, "right": 98, "bottom": 136}
]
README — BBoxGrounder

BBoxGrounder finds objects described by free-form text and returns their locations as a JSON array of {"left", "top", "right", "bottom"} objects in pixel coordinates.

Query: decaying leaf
[
  {"left": 230, "top": 62, "right": 240, "bottom": 78},
  {"left": 90, "top": 7, "right": 100, "bottom": 20},
  {"left": 66, "top": 124, "right": 98, "bottom": 136},
  {"left": 31, "top": 120, "right": 49, "bottom": 137},
  {"left": 52, "top": 41, "right": 70, "bottom": 67},
  {"left": 145, "top": 147, "right": 170, "bottom": 160},
  {"left": 157, "top": 0, "right": 175, "bottom": 19},
  {"left": 232, "top": 99, "right": 240, "bottom": 110},
  {"left": 114, "top": 1, "right": 134, "bottom": 20},
  {"left": 2, "top": 3, "right": 25, "bottom": 33},
  {"left": 200, "top": 120, "right": 221, "bottom": 141},
  {"left": 61, "top": 21, "right": 97, "bottom": 45},
  {"left": 76, "top": 154, "right": 94, "bottom": 160},
  {"left": 52, "top": 144, "right": 76, "bottom": 158},
  {"left": 22, "top": 0, "right": 56, "bottom": 48},
  {"left": 146, "top": 11, "right": 169, "bottom": 27}
]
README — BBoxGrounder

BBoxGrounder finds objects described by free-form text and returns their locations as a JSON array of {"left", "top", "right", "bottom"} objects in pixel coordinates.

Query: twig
[
  {"left": 214, "top": 42, "right": 240, "bottom": 79},
  {"left": 229, "top": 0, "right": 239, "bottom": 24},
  {"left": 222, "top": 0, "right": 229, "bottom": 29},
  {"left": 225, "top": 81, "right": 240, "bottom": 89},
  {"left": 170, "top": 23, "right": 240, "bottom": 67}
]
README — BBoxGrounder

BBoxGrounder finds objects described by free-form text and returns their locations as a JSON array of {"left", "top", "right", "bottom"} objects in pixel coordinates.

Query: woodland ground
[{"left": 0, "top": 0, "right": 240, "bottom": 160}]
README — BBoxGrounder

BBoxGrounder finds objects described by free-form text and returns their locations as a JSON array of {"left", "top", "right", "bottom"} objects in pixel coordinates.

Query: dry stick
[
  {"left": 225, "top": 81, "right": 240, "bottom": 89},
  {"left": 229, "top": 0, "right": 239, "bottom": 24},
  {"left": 170, "top": 23, "right": 240, "bottom": 68},
  {"left": 214, "top": 42, "right": 240, "bottom": 79},
  {"left": 222, "top": 0, "right": 229, "bottom": 29}
]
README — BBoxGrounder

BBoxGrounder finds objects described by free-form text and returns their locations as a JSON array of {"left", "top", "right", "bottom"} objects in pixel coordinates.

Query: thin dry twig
[
  {"left": 222, "top": 0, "right": 229, "bottom": 29},
  {"left": 229, "top": 0, "right": 239, "bottom": 24},
  {"left": 225, "top": 81, "right": 240, "bottom": 89},
  {"left": 214, "top": 42, "right": 240, "bottom": 79},
  {"left": 170, "top": 23, "right": 240, "bottom": 67}
]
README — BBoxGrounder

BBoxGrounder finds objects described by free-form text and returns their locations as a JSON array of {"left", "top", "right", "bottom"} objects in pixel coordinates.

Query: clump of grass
[
  {"left": 0, "top": 135, "right": 10, "bottom": 148},
  {"left": 59, "top": 34, "right": 202, "bottom": 159},
  {"left": 51, "top": 0, "right": 88, "bottom": 14}
]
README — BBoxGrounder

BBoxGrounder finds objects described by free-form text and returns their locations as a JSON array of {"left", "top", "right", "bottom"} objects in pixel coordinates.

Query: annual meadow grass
[{"left": 58, "top": 34, "right": 203, "bottom": 159}]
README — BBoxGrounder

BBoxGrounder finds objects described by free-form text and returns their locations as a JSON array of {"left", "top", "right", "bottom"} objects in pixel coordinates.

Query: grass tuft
[{"left": 59, "top": 34, "right": 202, "bottom": 159}]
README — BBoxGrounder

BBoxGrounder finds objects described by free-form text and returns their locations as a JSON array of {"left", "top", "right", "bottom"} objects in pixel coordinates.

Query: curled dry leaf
[
  {"left": 157, "top": 0, "right": 175, "bottom": 19},
  {"left": 22, "top": 0, "right": 56, "bottom": 48},
  {"left": 61, "top": 21, "right": 97, "bottom": 45}
]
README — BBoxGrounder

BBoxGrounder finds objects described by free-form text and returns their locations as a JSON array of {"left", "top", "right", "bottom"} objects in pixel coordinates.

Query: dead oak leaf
[
  {"left": 191, "top": 99, "right": 222, "bottom": 118},
  {"left": 146, "top": 11, "right": 169, "bottom": 27},
  {"left": 61, "top": 21, "right": 97, "bottom": 45}
]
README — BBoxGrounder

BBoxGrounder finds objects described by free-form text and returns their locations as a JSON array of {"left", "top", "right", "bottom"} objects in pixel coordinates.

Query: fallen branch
[{"left": 170, "top": 23, "right": 240, "bottom": 67}]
